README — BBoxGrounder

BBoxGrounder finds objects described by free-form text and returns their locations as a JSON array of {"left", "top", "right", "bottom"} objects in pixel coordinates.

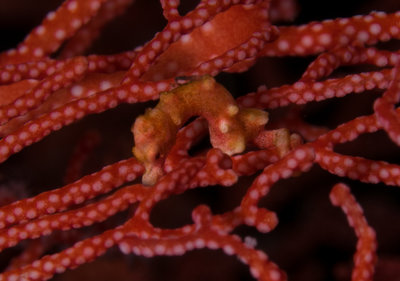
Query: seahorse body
[{"left": 132, "top": 76, "right": 269, "bottom": 185}]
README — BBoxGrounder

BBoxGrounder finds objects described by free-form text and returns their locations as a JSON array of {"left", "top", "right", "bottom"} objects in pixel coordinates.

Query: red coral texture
[{"left": 0, "top": 0, "right": 400, "bottom": 280}]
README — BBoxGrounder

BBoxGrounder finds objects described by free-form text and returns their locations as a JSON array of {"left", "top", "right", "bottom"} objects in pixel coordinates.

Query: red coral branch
[
  {"left": 0, "top": 0, "right": 399, "bottom": 280},
  {"left": 330, "top": 183, "right": 377, "bottom": 281}
]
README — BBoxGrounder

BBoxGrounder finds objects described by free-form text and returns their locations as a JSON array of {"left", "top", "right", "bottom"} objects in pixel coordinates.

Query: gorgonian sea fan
[{"left": 0, "top": 0, "right": 400, "bottom": 280}]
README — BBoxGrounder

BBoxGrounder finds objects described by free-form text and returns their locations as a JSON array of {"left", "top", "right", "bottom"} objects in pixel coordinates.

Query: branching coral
[{"left": 0, "top": 0, "right": 399, "bottom": 280}]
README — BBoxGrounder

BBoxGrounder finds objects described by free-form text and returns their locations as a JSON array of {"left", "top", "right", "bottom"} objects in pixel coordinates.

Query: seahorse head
[{"left": 132, "top": 108, "right": 178, "bottom": 170}]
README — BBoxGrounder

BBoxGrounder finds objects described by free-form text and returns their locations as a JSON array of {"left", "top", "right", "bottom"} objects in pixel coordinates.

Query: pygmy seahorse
[{"left": 132, "top": 76, "right": 270, "bottom": 185}]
